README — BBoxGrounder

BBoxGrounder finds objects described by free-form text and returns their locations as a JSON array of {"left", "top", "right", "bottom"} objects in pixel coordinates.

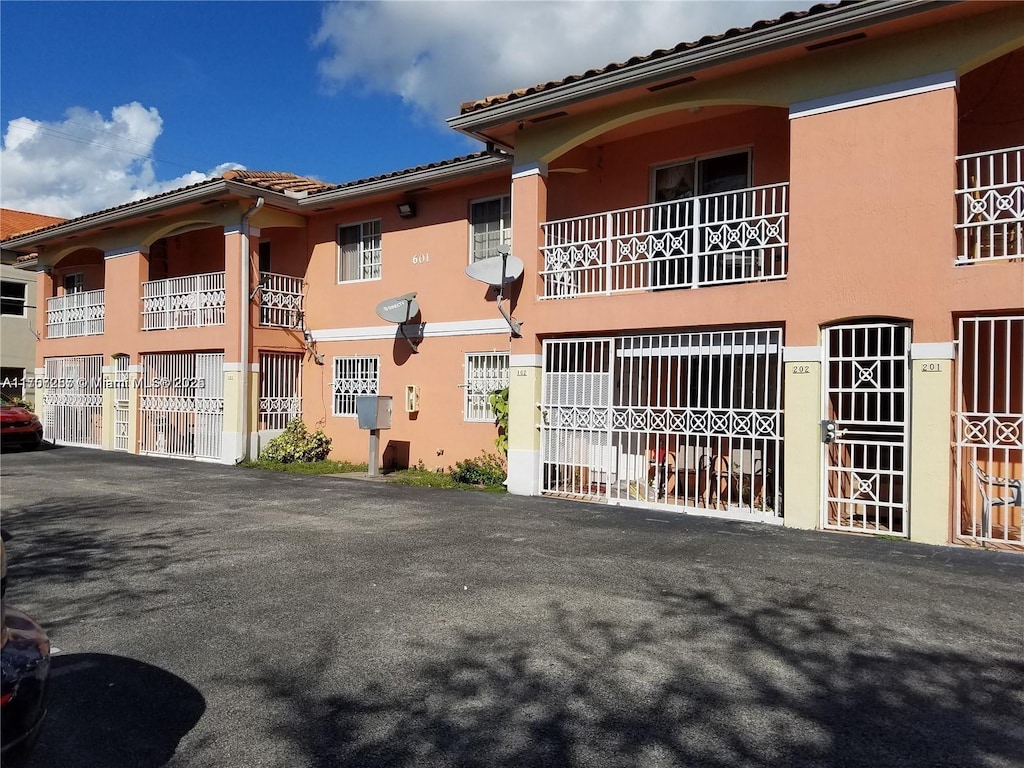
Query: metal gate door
[
  {"left": 139, "top": 352, "right": 224, "bottom": 460},
  {"left": 955, "top": 316, "right": 1023, "bottom": 545},
  {"left": 43, "top": 355, "right": 103, "bottom": 447},
  {"left": 113, "top": 355, "right": 131, "bottom": 451},
  {"left": 822, "top": 322, "right": 910, "bottom": 535}
]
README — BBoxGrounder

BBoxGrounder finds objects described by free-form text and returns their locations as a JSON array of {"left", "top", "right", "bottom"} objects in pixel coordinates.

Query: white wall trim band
[
  {"left": 789, "top": 71, "right": 957, "bottom": 119},
  {"left": 312, "top": 318, "right": 511, "bottom": 343},
  {"left": 223, "top": 363, "right": 247, "bottom": 372},
  {"left": 783, "top": 345, "right": 823, "bottom": 363},
  {"left": 512, "top": 161, "right": 548, "bottom": 180},
  {"left": 104, "top": 246, "right": 144, "bottom": 260},
  {"left": 510, "top": 354, "right": 543, "bottom": 367},
  {"left": 911, "top": 341, "right": 956, "bottom": 360}
]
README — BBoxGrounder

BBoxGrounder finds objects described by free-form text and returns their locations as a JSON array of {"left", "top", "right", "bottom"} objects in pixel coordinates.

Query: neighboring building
[
  {"left": 1, "top": 209, "right": 66, "bottom": 403},
  {"left": 1, "top": 1, "right": 1021, "bottom": 550}
]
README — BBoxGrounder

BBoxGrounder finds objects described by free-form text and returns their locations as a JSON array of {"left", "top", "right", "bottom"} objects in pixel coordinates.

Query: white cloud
[
  {"left": 0, "top": 103, "right": 244, "bottom": 218},
  {"left": 314, "top": 0, "right": 800, "bottom": 122}
]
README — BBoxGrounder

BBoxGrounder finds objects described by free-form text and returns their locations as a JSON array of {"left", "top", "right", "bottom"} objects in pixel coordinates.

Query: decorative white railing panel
[
  {"left": 540, "top": 330, "right": 783, "bottom": 520},
  {"left": 139, "top": 352, "right": 224, "bottom": 460},
  {"left": 42, "top": 355, "right": 103, "bottom": 447},
  {"left": 956, "top": 316, "right": 1023, "bottom": 546},
  {"left": 46, "top": 290, "right": 105, "bottom": 338},
  {"left": 259, "top": 351, "right": 302, "bottom": 431},
  {"left": 540, "top": 183, "right": 788, "bottom": 298},
  {"left": 956, "top": 146, "right": 1024, "bottom": 264},
  {"left": 142, "top": 272, "right": 226, "bottom": 330},
  {"left": 259, "top": 273, "right": 304, "bottom": 328},
  {"left": 113, "top": 355, "right": 131, "bottom": 451}
]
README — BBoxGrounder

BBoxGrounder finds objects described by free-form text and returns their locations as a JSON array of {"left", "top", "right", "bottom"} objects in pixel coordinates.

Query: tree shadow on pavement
[
  {"left": 234, "top": 583, "right": 1024, "bottom": 768},
  {"left": 26, "top": 653, "right": 205, "bottom": 768}
]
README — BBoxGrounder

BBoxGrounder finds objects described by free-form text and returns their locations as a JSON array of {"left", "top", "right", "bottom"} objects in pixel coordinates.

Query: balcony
[
  {"left": 540, "top": 183, "right": 788, "bottom": 299},
  {"left": 258, "top": 273, "right": 304, "bottom": 328},
  {"left": 956, "top": 145, "right": 1023, "bottom": 264},
  {"left": 47, "top": 289, "right": 105, "bottom": 338},
  {"left": 142, "top": 272, "right": 226, "bottom": 331}
]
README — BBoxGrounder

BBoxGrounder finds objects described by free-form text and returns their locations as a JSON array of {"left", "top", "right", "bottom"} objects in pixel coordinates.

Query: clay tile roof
[
  {"left": 459, "top": 1, "right": 853, "bottom": 114},
  {"left": 0, "top": 208, "right": 67, "bottom": 240},
  {"left": 221, "top": 170, "right": 337, "bottom": 195},
  {"left": 321, "top": 152, "right": 498, "bottom": 193}
]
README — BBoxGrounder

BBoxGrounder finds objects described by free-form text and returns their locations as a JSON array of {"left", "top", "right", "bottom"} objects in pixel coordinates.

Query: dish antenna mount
[
  {"left": 375, "top": 292, "right": 421, "bottom": 353},
  {"left": 464, "top": 245, "right": 524, "bottom": 337}
]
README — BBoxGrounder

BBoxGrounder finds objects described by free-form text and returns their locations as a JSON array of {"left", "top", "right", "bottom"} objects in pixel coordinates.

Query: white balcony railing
[
  {"left": 540, "top": 183, "right": 788, "bottom": 298},
  {"left": 956, "top": 145, "right": 1024, "bottom": 264},
  {"left": 142, "top": 272, "right": 226, "bottom": 331},
  {"left": 46, "top": 289, "right": 105, "bottom": 338},
  {"left": 258, "top": 273, "right": 304, "bottom": 328}
]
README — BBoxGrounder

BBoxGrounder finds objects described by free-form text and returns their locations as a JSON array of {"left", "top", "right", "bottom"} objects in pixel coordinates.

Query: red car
[{"left": 0, "top": 396, "right": 42, "bottom": 450}]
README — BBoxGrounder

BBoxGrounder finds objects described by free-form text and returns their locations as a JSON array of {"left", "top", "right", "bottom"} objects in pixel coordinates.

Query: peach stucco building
[{"left": 2, "top": 0, "right": 1022, "bottom": 550}]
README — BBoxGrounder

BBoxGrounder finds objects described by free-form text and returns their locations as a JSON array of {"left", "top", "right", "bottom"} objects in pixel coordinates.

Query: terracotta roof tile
[
  {"left": 460, "top": 1, "right": 854, "bottom": 114},
  {"left": 0, "top": 208, "right": 67, "bottom": 240},
  {"left": 221, "top": 170, "right": 336, "bottom": 195}
]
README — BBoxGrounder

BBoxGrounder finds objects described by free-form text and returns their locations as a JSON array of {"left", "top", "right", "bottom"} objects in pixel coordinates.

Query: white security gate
[
  {"left": 43, "top": 355, "right": 103, "bottom": 447},
  {"left": 113, "top": 355, "right": 131, "bottom": 451},
  {"left": 139, "top": 352, "right": 224, "bottom": 460},
  {"left": 540, "top": 329, "right": 783, "bottom": 521},
  {"left": 955, "top": 316, "right": 1023, "bottom": 545},
  {"left": 822, "top": 323, "right": 910, "bottom": 536},
  {"left": 258, "top": 351, "right": 302, "bottom": 430}
]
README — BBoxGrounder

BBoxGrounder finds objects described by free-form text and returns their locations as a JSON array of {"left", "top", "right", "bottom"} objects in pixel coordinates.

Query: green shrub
[
  {"left": 259, "top": 419, "right": 332, "bottom": 464},
  {"left": 488, "top": 387, "right": 509, "bottom": 455},
  {"left": 450, "top": 451, "right": 507, "bottom": 486}
]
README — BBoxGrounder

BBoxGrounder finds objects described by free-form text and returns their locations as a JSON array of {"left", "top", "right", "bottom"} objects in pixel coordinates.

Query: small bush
[
  {"left": 259, "top": 419, "right": 332, "bottom": 464},
  {"left": 450, "top": 451, "right": 507, "bottom": 487}
]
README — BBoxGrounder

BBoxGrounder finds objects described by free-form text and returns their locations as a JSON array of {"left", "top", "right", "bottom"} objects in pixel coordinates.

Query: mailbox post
[{"left": 356, "top": 395, "right": 393, "bottom": 476}]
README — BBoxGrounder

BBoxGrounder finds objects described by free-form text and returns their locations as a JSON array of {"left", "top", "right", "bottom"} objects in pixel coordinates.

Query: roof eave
[{"left": 447, "top": 0, "right": 949, "bottom": 136}]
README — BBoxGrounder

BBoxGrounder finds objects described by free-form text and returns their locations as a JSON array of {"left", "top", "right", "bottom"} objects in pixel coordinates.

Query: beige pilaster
[
  {"left": 782, "top": 347, "right": 823, "bottom": 530},
  {"left": 101, "top": 365, "right": 116, "bottom": 450},
  {"left": 506, "top": 355, "right": 543, "bottom": 495}
]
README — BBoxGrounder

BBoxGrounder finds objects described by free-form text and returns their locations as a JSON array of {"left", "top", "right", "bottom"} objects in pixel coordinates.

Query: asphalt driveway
[{"left": 2, "top": 446, "right": 1022, "bottom": 768}]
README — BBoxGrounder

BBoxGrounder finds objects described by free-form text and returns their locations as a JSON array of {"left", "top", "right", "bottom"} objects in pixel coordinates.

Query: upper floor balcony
[
  {"left": 540, "top": 183, "right": 788, "bottom": 299},
  {"left": 258, "top": 272, "right": 304, "bottom": 328},
  {"left": 956, "top": 145, "right": 1023, "bottom": 265},
  {"left": 46, "top": 289, "right": 105, "bottom": 338},
  {"left": 142, "top": 272, "right": 226, "bottom": 331}
]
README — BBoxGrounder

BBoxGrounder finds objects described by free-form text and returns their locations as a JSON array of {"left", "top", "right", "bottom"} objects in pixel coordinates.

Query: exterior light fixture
[{"left": 396, "top": 201, "right": 416, "bottom": 219}]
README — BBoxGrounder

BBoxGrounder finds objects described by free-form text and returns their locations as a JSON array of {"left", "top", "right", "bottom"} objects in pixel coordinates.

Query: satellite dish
[
  {"left": 374, "top": 292, "right": 421, "bottom": 352},
  {"left": 463, "top": 246, "right": 524, "bottom": 338},
  {"left": 375, "top": 292, "right": 419, "bottom": 324}
]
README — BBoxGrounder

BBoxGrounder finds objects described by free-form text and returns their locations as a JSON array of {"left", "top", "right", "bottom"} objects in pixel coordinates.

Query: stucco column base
[
  {"left": 101, "top": 367, "right": 116, "bottom": 451},
  {"left": 908, "top": 355, "right": 954, "bottom": 545},
  {"left": 125, "top": 365, "right": 141, "bottom": 454},
  {"left": 221, "top": 365, "right": 249, "bottom": 465},
  {"left": 782, "top": 354, "right": 822, "bottom": 530},
  {"left": 506, "top": 357, "right": 542, "bottom": 496}
]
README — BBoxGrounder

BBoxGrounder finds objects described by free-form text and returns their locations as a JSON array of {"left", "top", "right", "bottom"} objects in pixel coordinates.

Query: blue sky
[{"left": 1, "top": 1, "right": 797, "bottom": 218}]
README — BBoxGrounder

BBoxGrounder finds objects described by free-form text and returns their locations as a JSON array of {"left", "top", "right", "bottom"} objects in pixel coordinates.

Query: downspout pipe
[{"left": 236, "top": 196, "right": 264, "bottom": 463}]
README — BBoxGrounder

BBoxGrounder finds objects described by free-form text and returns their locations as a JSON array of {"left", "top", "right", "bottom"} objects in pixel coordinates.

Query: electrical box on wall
[{"left": 405, "top": 384, "right": 420, "bottom": 413}]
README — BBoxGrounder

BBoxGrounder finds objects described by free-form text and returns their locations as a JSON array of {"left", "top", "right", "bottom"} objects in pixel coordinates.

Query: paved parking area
[{"left": 2, "top": 446, "right": 1023, "bottom": 768}]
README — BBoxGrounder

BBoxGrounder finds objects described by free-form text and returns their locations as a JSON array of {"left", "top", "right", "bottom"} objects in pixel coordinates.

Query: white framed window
[
  {"left": 469, "top": 195, "right": 511, "bottom": 264},
  {"left": 0, "top": 281, "right": 27, "bottom": 317},
  {"left": 464, "top": 352, "right": 510, "bottom": 422},
  {"left": 337, "top": 220, "right": 382, "bottom": 283},
  {"left": 651, "top": 149, "right": 751, "bottom": 203},
  {"left": 63, "top": 273, "right": 85, "bottom": 294},
  {"left": 332, "top": 356, "right": 379, "bottom": 417}
]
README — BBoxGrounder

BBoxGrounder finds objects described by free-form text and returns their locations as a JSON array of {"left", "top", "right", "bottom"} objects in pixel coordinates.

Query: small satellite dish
[
  {"left": 374, "top": 292, "right": 421, "bottom": 353},
  {"left": 375, "top": 292, "right": 419, "bottom": 324},
  {"left": 463, "top": 245, "right": 524, "bottom": 338}
]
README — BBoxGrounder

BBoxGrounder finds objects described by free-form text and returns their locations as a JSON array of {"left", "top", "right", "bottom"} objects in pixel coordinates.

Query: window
[
  {"left": 652, "top": 150, "right": 751, "bottom": 203},
  {"left": 465, "top": 352, "right": 510, "bottom": 421},
  {"left": 337, "top": 220, "right": 382, "bottom": 283},
  {"left": 0, "top": 281, "right": 26, "bottom": 316},
  {"left": 63, "top": 273, "right": 84, "bottom": 294},
  {"left": 470, "top": 196, "right": 511, "bottom": 263},
  {"left": 332, "top": 356, "right": 379, "bottom": 417}
]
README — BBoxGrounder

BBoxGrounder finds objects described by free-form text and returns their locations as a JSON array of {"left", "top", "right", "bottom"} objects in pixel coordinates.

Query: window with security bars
[
  {"left": 337, "top": 220, "right": 382, "bottom": 283},
  {"left": 470, "top": 196, "right": 511, "bottom": 263},
  {"left": 332, "top": 356, "right": 379, "bottom": 417},
  {"left": 465, "top": 352, "right": 509, "bottom": 421}
]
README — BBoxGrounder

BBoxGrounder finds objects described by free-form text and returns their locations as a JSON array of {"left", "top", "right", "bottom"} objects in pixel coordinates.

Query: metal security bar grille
[
  {"left": 465, "top": 352, "right": 510, "bottom": 421},
  {"left": 956, "top": 316, "right": 1023, "bottom": 546},
  {"left": 141, "top": 272, "right": 227, "bottom": 330},
  {"left": 259, "top": 352, "right": 302, "bottom": 430},
  {"left": 540, "top": 183, "right": 788, "bottom": 298},
  {"left": 139, "top": 352, "right": 225, "bottom": 460},
  {"left": 332, "top": 356, "right": 379, "bottom": 416},
  {"left": 42, "top": 355, "right": 103, "bottom": 447},
  {"left": 822, "top": 323, "right": 910, "bottom": 536},
  {"left": 259, "top": 274, "right": 305, "bottom": 328},
  {"left": 46, "top": 289, "right": 105, "bottom": 338},
  {"left": 956, "top": 146, "right": 1023, "bottom": 264},
  {"left": 540, "top": 330, "right": 783, "bottom": 520},
  {"left": 113, "top": 355, "right": 131, "bottom": 452}
]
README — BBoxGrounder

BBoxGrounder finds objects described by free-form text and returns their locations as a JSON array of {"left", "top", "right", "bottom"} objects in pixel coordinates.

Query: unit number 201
[{"left": 921, "top": 362, "right": 943, "bottom": 373}]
